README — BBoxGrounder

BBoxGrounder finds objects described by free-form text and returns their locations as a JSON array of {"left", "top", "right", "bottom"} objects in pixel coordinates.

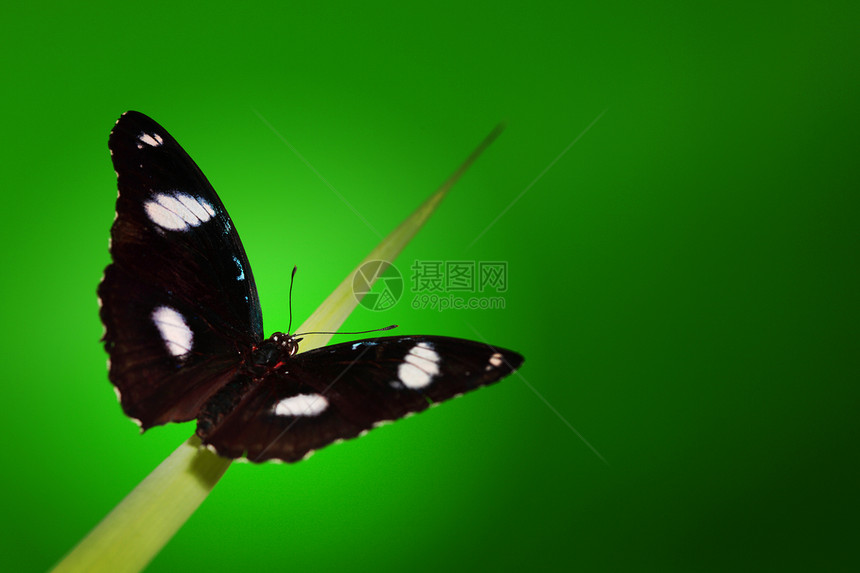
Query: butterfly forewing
[
  {"left": 100, "top": 111, "right": 264, "bottom": 429},
  {"left": 197, "top": 336, "right": 524, "bottom": 462}
]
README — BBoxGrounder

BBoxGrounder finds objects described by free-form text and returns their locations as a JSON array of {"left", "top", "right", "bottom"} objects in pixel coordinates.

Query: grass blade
[{"left": 51, "top": 436, "right": 229, "bottom": 573}]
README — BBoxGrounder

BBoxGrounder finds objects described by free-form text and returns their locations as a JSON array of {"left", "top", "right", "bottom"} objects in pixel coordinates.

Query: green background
[{"left": 2, "top": 2, "right": 857, "bottom": 571}]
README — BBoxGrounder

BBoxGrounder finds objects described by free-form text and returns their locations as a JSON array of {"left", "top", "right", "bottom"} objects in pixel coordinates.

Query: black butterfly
[{"left": 98, "top": 111, "right": 524, "bottom": 463}]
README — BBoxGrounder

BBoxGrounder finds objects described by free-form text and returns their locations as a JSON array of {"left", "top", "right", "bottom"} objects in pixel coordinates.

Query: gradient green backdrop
[{"left": 2, "top": 2, "right": 857, "bottom": 572}]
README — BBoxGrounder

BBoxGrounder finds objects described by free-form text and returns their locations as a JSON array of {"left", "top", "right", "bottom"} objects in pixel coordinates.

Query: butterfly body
[{"left": 100, "top": 111, "right": 524, "bottom": 463}]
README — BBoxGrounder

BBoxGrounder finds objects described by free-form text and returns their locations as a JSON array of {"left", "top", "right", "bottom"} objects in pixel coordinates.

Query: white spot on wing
[
  {"left": 145, "top": 199, "right": 187, "bottom": 230},
  {"left": 201, "top": 199, "right": 216, "bottom": 217},
  {"left": 176, "top": 193, "right": 214, "bottom": 222},
  {"left": 151, "top": 306, "right": 193, "bottom": 357},
  {"left": 138, "top": 132, "right": 164, "bottom": 147},
  {"left": 144, "top": 192, "right": 215, "bottom": 231},
  {"left": 273, "top": 394, "right": 328, "bottom": 417},
  {"left": 486, "top": 352, "right": 504, "bottom": 371},
  {"left": 155, "top": 194, "right": 197, "bottom": 225},
  {"left": 398, "top": 342, "right": 441, "bottom": 389}
]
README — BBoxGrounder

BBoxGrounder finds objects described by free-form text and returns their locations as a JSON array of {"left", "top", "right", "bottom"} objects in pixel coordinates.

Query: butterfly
[{"left": 98, "top": 111, "right": 524, "bottom": 463}]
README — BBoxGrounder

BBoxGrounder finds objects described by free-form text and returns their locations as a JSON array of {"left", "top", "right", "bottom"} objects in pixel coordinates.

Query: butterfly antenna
[
  {"left": 295, "top": 324, "right": 398, "bottom": 337},
  {"left": 287, "top": 265, "right": 297, "bottom": 335}
]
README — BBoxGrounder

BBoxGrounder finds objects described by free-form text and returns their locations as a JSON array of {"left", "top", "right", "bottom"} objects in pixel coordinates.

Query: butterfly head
[
  {"left": 270, "top": 332, "right": 300, "bottom": 358},
  {"left": 249, "top": 332, "right": 300, "bottom": 374}
]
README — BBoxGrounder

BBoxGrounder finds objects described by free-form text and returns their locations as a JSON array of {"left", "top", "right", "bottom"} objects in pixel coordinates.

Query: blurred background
[{"left": 1, "top": 2, "right": 857, "bottom": 571}]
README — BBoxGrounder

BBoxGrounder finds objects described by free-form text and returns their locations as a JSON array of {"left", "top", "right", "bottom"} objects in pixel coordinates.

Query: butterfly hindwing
[
  {"left": 99, "top": 111, "right": 264, "bottom": 429},
  {"left": 197, "top": 336, "right": 524, "bottom": 462}
]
